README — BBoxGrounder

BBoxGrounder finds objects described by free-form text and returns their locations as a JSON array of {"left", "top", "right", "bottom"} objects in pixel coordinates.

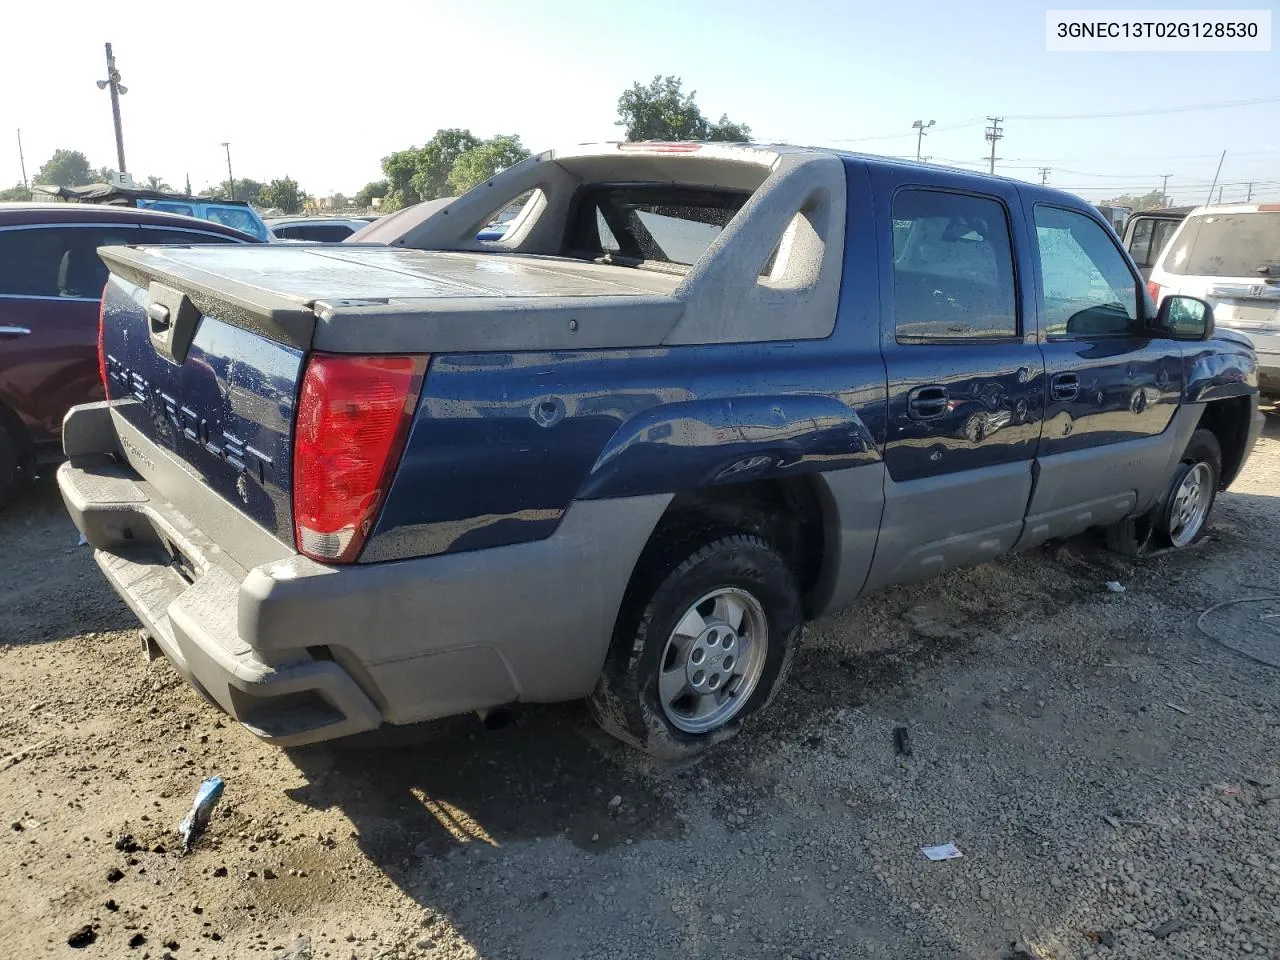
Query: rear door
[
  {"left": 1019, "top": 203, "right": 1184, "bottom": 549},
  {"left": 862, "top": 172, "right": 1045, "bottom": 590},
  {"left": 0, "top": 222, "right": 138, "bottom": 443}
]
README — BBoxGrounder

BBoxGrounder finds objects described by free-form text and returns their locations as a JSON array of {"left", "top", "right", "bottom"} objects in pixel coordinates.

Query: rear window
[
  {"left": 566, "top": 185, "right": 748, "bottom": 267},
  {"left": 1160, "top": 211, "right": 1280, "bottom": 278}
]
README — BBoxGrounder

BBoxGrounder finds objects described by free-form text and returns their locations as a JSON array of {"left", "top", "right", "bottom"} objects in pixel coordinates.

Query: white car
[{"left": 1147, "top": 203, "right": 1280, "bottom": 401}]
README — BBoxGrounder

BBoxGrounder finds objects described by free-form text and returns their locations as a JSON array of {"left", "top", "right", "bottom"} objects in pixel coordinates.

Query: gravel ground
[{"left": 2, "top": 415, "right": 1278, "bottom": 960}]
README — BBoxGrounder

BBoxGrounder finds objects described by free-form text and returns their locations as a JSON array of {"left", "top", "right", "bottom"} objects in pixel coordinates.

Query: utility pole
[
  {"left": 1217, "top": 187, "right": 1224, "bottom": 204},
  {"left": 1160, "top": 173, "right": 1171, "bottom": 205},
  {"left": 16, "top": 129, "right": 28, "bottom": 191},
  {"left": 1038, "top": 166, "right": 1051, "bottom": 185},
  {"left": 984, "top": 117, "right": 1004, "bottom": 175},
  {"left": 912, "top": 119, "right": 935, "bottom": 162},
  {"left": 220, "top": 142, "right": 235, "bottom": 201},
  {"left": 1205, "top": 149, "right": 1226, "bottom": 206},
  {"left": 1245, "top": 182, "right": 1255, "bottom": 202},
  {"left": 96, "top": 43, "right": 128, "bottom": 173}
]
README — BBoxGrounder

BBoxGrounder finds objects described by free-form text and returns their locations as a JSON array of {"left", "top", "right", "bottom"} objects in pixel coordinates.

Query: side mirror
[{"left": 1157, "top": 294, "right": 1215, "bottom": 341}]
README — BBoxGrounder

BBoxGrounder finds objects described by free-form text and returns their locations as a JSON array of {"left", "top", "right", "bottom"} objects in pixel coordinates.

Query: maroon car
[{"left": 0, "top": 202, "right": 256, "bottom": 505}]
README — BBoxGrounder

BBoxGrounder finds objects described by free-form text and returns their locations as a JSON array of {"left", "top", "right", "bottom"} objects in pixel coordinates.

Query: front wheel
[
  {"left": 1156, "top": 428, "right": 1220, "bottom": 548},
  {"left": 1105, "top": 427, "right": 1221, "bottom": 555},
  {"left": 589, "top": 534, "right": 801, "bottom": 758}
]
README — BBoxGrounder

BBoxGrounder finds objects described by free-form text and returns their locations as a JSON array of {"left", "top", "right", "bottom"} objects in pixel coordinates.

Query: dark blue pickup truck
[{"left": 58, "top": 143, "right": 1263, "bottom": 756}]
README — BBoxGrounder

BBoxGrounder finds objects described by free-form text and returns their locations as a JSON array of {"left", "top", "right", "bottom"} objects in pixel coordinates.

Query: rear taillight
[
  {"left": 293, "top": 353, "right": 428, "bottom": 563},
  {"left": 1147, "top": 281, "right": 1163, "bottom": 305},
  {"left": 97, "top": 298, "right": 109, "bottom": 398}
]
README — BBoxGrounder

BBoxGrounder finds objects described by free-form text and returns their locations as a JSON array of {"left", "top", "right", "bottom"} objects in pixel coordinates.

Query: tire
[
  {"left": 1153, "top": 428, "right": 1221, "bottom": 549},
  {"left": 0, "top": 426, "right": 22, "bottom": 512},
  {"left": 589, "top": 534, "right": 801, "bottom": 758},
  {"left": 1104, "top": 427, "right": 1222, "bottom": 556}
]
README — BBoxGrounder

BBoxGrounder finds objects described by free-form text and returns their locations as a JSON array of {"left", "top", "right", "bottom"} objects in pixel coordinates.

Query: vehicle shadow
[
  {"left": 284, "top": 703, "right": 681, "bottom": 862},
  {"left": 0, "top": 476, "right": 137, "bottom": 645}
]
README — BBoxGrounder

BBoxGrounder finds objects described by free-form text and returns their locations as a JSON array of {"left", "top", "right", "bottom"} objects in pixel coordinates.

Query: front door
[
  {"left": 863, "top": 176, "right": 1045, "bottom": 591},
  {"left": 1018, "top": 203, "right": 1184, "bottom": 548}
]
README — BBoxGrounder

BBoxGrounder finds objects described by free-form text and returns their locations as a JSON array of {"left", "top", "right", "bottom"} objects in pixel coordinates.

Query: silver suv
[{"left": 1148, "top": 204, "right": 1280, "bottom": 400}]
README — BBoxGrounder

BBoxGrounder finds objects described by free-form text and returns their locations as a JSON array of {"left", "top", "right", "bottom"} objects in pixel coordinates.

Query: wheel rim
[
  {"left": 1168, "top": 461, "right": 1213, "bottom": 547},
  {"left": 657, "top": 587, "right": 769, "bottom": 734}
]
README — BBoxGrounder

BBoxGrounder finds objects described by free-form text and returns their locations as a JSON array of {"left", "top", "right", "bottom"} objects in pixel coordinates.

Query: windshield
[
  {"left": 1160, "top": 211, "right": 1280, "bottom": 278},
  {"left": 202, "top": 205, "right": 269, "bottom": 241}
]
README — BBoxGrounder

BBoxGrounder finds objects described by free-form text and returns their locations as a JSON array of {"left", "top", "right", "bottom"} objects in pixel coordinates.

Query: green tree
[
  {"left": 93, "top": 166, "right": 118, "bottom": 183},
  {"left": 36, "top": 149, "right": 93, "bottom": 187},
  {"left": 616, "top": 75, "right": 751, "bottom": 142},
  {"left": 0, "top": 183, "right": 31, "bottom": 201},
  {"left": 259, "top": 176, "right": 306, "bottom": 214},
  {"left": 1105, "top": 190, "right": 1167, "bottom": 212},
  {"left": 202, "top": 178, "right": 263, "bottom": 205},
  {"left": 144, "top": 175, "right": 173, "bottom": 192},
  {"left": 380, "top": 128, "right": 482, "bottom": 209},
  {"left": 354, "top": 179, "right": 389, "bottom": 208},
  {"left": 448, "top": 135, "right": 531, "bottom": 194}
]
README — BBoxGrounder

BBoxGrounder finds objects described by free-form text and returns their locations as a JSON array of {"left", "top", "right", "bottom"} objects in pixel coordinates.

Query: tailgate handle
[
  {"left": 147, "top": 302, "right": 171, "bottom": 333},
  {"left": 146, "top": 282, "right": 201, "bottom": 365}
]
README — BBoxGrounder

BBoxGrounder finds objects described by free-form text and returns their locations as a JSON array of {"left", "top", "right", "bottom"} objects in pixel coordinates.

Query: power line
[
  {"left": 1003, "top": 94, "right": 1280, "bottom": 121},
  {"left": 1038, "top": 166, "right": 1051, "bottom": 185}
]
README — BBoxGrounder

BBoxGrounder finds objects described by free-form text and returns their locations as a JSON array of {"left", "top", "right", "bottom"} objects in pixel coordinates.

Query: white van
[{"left": 1147, "top": 204, "right": 1280, "bottom": 400}]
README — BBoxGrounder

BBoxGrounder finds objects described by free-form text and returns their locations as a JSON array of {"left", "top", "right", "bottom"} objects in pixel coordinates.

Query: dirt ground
[{"left": 2, "top": 416, "right": 1278, "bottom": 960}]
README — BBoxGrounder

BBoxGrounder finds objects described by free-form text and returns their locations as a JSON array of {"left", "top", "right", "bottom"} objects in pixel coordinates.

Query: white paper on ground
[{"left": 922, "top": 842, "right": 962, "bottom": 861}]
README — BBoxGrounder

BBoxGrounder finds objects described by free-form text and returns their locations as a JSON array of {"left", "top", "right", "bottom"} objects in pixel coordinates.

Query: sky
[{"left": 1, "top": 0, "right": 1278, "bottom": 205}]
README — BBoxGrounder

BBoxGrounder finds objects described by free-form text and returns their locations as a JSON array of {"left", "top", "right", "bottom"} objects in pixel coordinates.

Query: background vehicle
[
  {"left": 1094, "top": 203, "right": 1132, "bottom": 235},
  {"left": 59, "top": 143, "right": 1260, "bottom": 757},
  {"left": 266, "top": 217, "right": 370, "bottom": 242},
  {"left": 1148, "top": 203, "right": 1280, "bottom": 400},
  {"left": 0, "top": 202, "right": 256, "bottom": 506},
  {"left": 1122, "top": 205, "right": 1192, "bottom": 280},
  {"left": 32, "top": 183, "right": 272, "bottom": 242}
]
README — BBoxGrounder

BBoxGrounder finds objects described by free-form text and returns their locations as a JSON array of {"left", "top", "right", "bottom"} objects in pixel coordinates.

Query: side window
[
  {"left": 0, "top": 226, "right": 135, "bottom": 299},
  {"left": 1034, "top": 206, "right": 1138, "bottom": 338},
  {"left": 139, "top": 228, "right": 244, "bottom": 245},
  {"left": 1126, "top": 218, "right": 1154, "bottom": 266},
  {"left": 1150, "top": 219, "right": 1179, "bottom": 264},
  {"left": 892, "top": 189, "right": 1018, "bottom": 340}
]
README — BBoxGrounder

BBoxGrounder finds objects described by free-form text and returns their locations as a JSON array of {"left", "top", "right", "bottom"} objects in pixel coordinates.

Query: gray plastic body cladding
[
  {"left": 862, "top": 460, "right": 1033, "bottom": 593},
  {"left": 239, "top": 494, "right": 672, "bottom": 725},
  {"left": 57, "top": 457, "right": 380, "bottom": 747},
  {"left": 806, "top": 463, "right": 888, "bottom": 617},
  {"left": 1016, "top": 402, "right": 1202, "bottom": 551}
]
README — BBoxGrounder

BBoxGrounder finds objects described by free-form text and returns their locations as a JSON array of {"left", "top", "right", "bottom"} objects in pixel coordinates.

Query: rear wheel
[
  {"left": 0, "top": 426, "right": 22, "bottom": 511},
  {"left": 590, "top": 534, "right": 801, "bottom": 758}
]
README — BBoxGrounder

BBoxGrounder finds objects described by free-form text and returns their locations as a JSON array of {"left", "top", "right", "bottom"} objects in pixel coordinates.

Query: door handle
[
  {"left": 1050, "top": 372, "right": 1080, "bottom": 401},
  {"left": 907, "top": 384, "right": 949, "bottom": 420},
  {"left": 0, "top": 325, "right": 32, "bottom": 337}
]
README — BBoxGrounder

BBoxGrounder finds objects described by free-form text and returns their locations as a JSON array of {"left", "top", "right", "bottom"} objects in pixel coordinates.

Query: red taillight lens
[
  {"left": 1147, "top": 281, "right": 1163, "bottom": 305},
  {"left": 293, "top": 353, "right": 428, "bottom": 563},
  {"left": 97, "top": 298, "right": 109, "bottom": 398}
]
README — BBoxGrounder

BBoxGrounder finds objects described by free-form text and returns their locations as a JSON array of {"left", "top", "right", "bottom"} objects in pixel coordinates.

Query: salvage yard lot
[{"left": 2, "top": 416, "right": 1279, "bottom": 960}]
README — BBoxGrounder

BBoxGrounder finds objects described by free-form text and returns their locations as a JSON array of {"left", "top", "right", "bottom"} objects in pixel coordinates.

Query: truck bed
[{"left": 100, "top": 245, "right": 686, "bottom": 353}]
